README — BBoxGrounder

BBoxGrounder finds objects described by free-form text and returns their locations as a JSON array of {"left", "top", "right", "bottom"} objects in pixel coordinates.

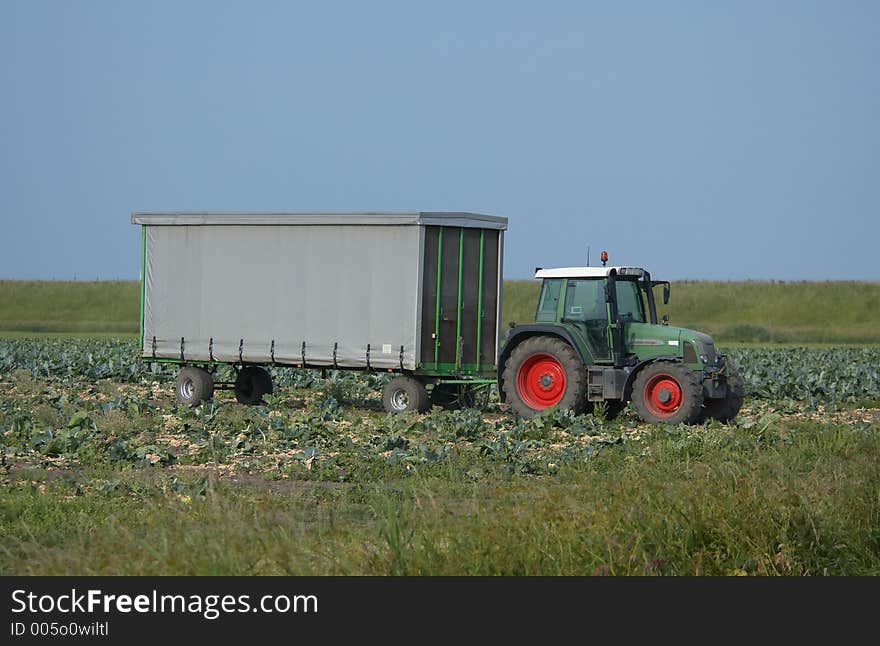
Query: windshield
[
  {"left": 563, "top": 279, "right": 606, "bottom": 321},
  {"left": 615, "top": 279, "right": 645, "bottom": 322}
]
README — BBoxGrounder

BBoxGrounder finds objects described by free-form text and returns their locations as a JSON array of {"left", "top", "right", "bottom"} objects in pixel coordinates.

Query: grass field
[
  {"left": 2, "top": 279, "right": 878, "bottom": 343},
  {"left": 501, "top": 280, "right": 880, "bottom": 344},
  {"left": 0, "top": 280, "right": 139, "bottom": 335},
  {"left": 5, "top": 423, "right": 878, "bottom": 575},
  {"left": 1, "top": 338, "right": 879, "bottom": 575}
]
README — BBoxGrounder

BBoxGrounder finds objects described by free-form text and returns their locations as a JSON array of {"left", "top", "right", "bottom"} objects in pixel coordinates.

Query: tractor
[{"left": 498, "top": 263, "right": 744, "bottom": 424}]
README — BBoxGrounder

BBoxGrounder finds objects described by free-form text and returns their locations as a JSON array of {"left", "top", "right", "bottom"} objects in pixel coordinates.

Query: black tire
[
  {"left": 501, "top": 336, "right": 586, "bottom": 418},
  {"left": 175, "top": 367, "right": 214, "bottom": 407},
  {"left": 701, "top": 367, "right": 745, "bottom": 423},
  {"left": 234, "top": 366, "right": 273, "bottom": 405},
  {"left": 430, "top": 383, "right": 478, "bottom": 410},
  {"left": 382, "top": 376, "right": 430, "bottom": 413},
  {"left": 631, "top": 361, "right": 703, "bottom": 425}
]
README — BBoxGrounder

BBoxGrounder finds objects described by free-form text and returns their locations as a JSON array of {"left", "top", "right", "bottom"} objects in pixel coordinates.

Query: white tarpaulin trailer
[{"left": 133, "top": 212, "right": 507, "bottom": 376}]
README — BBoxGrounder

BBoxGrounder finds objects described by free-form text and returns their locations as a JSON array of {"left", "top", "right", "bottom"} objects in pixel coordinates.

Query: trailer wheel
[
  {"left": 430, "top": 383, "right": 478, "bottom": 410},
  {"left": 383, "top": 376, "right": 430, "bottom": 413},
  {"left": 700, "top": 367, "right": 745, "bottom": 423},
  {"left": 234, "top": 366, "right": 273, "bottom": 405},
  {"left": 631, "top": 361, "right": 703, "bottom": 425},
  {"left": 175, "top": 367, "right": 214, "bottom": 407},
  {"left": 501, "top": 335, "right": 586, "bottom": 418}
]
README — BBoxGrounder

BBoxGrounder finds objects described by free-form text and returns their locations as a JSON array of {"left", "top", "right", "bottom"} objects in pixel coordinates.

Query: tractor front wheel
[
  {"left": 501, "top": 336, "right": 586, "bottom": 418},
  {"left": 632, "top": 361, "right": 703, "bottom": 425}
]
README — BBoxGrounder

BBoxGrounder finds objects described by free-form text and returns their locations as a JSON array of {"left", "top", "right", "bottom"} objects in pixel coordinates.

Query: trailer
[{"left": 133, "top": 211, "right": 507, "bottom": 412}]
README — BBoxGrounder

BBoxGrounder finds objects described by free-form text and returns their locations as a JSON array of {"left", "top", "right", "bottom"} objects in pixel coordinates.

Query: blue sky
[{"left": 1, "top": 1, "right": 877, "bottom": 280}]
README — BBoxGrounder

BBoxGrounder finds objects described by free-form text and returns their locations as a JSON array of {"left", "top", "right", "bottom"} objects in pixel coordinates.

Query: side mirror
[
  {"left": 662, "top": 314, "right": 669, "bottom": 326},
  {"left": 663, "top": 284, "right": 670, "bottom": 305}
]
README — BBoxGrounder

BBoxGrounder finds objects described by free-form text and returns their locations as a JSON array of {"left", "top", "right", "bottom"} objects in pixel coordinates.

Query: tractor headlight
[
  {"left": 695, "top": 340, "right": 717, "bottom": 366},
  {"left": 696, "top": 341, "right": 709, "bottom": 363}
]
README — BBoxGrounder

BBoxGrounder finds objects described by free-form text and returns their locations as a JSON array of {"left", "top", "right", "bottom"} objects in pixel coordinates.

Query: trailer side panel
[{"left": 143, "top": 224, "right": 421, "bottom": 369}]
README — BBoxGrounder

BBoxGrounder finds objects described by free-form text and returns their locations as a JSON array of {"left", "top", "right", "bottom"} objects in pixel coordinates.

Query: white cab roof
[{"left": 534, "top": 266, "right": 646, "bottom": 279}]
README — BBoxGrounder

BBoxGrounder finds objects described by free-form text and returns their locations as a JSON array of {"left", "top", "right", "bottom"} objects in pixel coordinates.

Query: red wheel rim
[
  {"left": 643, "top": 373, "right": 684, "bottom": 418},
  {"left": 516, "top": 353, "right": 567, "bottom": 410}
]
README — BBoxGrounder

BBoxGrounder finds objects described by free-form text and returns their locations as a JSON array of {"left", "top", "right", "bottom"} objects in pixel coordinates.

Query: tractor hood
[
  {"left": 683, "top": 329, "right": 718, "bottom": 365},
  {"left": 624, "top": 323, "right": 718, "bottom": 366}
]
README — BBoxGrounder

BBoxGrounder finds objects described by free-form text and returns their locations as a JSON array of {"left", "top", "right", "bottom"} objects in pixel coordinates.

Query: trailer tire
[
  {"left": 175, "top": 367, "right": 214, "bottom": 407},
  {"left": 700, "top": 367, "right": 745, "bottom": 423},
  {"left": 235, "top": 366, "right": 273, "bottom": 405},
  {"left": 383, "top": 376, "right": 430, "bottom": 413},
  {"left": 632, "top": 361, "right": 703, "bottom": 425},
  {"left": 501, "top": 335, "right": 586, "bottom": 418}
]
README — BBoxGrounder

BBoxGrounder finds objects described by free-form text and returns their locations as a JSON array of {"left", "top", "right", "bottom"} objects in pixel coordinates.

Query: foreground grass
[{"left": 2, "top": 412, "right": 878, "bottom": 575}]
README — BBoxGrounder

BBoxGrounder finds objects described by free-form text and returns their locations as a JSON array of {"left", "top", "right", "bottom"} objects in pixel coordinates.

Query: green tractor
[{"left": 498, "top": 264, "right": 744, "bottom": 424}]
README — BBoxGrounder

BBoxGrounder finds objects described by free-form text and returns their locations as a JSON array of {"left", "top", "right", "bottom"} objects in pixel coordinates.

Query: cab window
[
  {"left": 615, "top": 280, "right": 646, "bottom": 322},
  {"left": 535, "top": 279, "right": 563, "bottom": 322},
  {"left": 564, "top": 279, "right": 607, "bottom": 322}
]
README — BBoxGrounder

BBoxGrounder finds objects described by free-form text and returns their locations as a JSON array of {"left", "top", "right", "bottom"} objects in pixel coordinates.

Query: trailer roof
[
  {"left": 131, "top": 211, "right": 508, "bottom": 230},
  {"left": 534, "top": 266, "right": 647, "bottom": 279}
]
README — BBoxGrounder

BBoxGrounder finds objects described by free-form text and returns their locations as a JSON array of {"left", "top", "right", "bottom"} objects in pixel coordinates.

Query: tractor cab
[
  {"left": 497, "top": 260, "right": 743, "bottom": 425},
  {"left": 533, "top": 265, "right": 664, "bottom": 364}
]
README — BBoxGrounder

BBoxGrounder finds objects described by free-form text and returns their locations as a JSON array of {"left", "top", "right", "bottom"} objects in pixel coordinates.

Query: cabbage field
[
  {"left": 2, "top": 338, "right": 878, "bottom": 405},
  {"left": 1, "top": 337, "right": 878, "bottom": 480},
  {"left": 1, "top": 337, "right": 879, "bottom": 575}
]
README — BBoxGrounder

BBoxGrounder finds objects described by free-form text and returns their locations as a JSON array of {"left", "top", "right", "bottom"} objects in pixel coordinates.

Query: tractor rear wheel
[
  {"left": 501, "top": 336, "right": 586, "bottom": 418},
  {"left": 234, "top": 366, "right": 273, "bottom": 405},
  {"left": 632, "top": 361, "right": 703, "bottom": 425},
  {"left": 383, "top": 376, "right": 430, "bottom": 413},
  {"left": 701, "top": 367, "right": 745, "bottom": 422}
]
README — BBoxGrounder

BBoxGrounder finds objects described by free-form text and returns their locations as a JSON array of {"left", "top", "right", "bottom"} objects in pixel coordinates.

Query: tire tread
[
  {"left": 631, "top": 360, "right": 703, "bottom": 424},
  {"left": 500, "top": 336, "right": 586, "bottom": 418}
]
